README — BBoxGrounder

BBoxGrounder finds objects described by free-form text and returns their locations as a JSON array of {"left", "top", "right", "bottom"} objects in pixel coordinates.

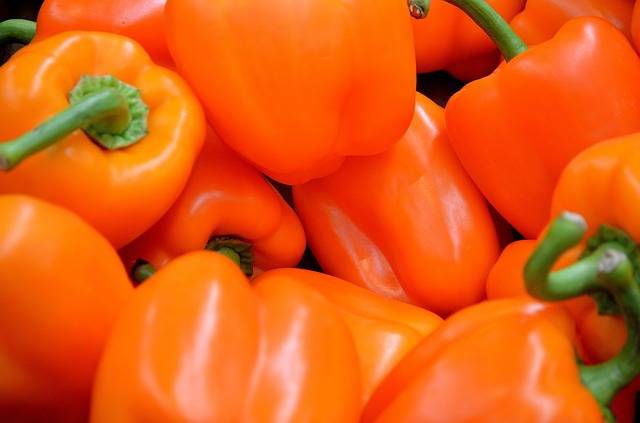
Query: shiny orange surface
[
  {"left": 255, "top": 268, "right": 442, "bottom": 404},
  {"left": 294, "top": 93, "right": 499, "bottom": 316},
  {"left": 363, "top": 299, "right": 602, "bottom": 422},
  {"left": 91, "top": 251, "right": 362, "bottom": 421},
  {"left": 0, "top": 32, "right": 205, "bottom": 248},
  {"left": 120, "top": 129, "right": 305, "bottom": 273},
  {"left": 0, "top": 195, "right": 132, "bottom": 421},
  {"left": 165, "top": 0, "right": 416, "bottom": 184},
  {"left": 446, "top": 17, "right": 640, "bottom": 238},
  {"left": 412, "top": 0, "right": 525, "bottom": 79},
  {"left": 512, "top": 0, "right": 634, "bottom": 45},
  {"left": 36, "top": 0, "right": 171, "bottom": 64}
]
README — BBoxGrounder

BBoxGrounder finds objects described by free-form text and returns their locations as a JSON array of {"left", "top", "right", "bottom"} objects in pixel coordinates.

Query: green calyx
[
  {"left": 206, "top": 236, "right": 254, "bottom": 277},
  {"left": 0, "top": 19, "right": 36, "bottom": 45},
  {"left": 131, "top": 259, "right": 156, "bottom": 285},
  {"left": 69, "top": 75, "right": 148, "bottom": 149},
  {"left": 581, "top": 225, "right": 640, "bottom": 315},
  {"left": 408, "top": 0, "right": 429, "bottom": 19},
  {"left": 525, "top": 212, "right": 640, "bottom": 421}
]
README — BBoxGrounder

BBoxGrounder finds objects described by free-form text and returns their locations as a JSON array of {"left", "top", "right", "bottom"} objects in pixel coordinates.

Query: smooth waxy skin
[
  {"left": 363, "top": 300, "right": 602, "bottom": 422},
  {"left": 446, "top": 17, "right": 640, "bottom": 238},
  {"left": 166, "top": 0, "right": 416, "bottom": 184},
  {"left": 512, "top": 0, "right": 634, "bottom": 44},
  {"left": 120, "top": 130, "right": 306, "bottom": 273},
  {"left": 36, "top": 0, "right": 170, "bottom": 64},
  {"left": 413, "top": 0, "right": 525, "bottom": 79},
  {"left": 91, "top": 252, "right": 362, "bottom": 422},
  {"left": 0, "top": 196, "right": 132, "bottom": 422},
  {"left": 294, "top": 93, "right": 499, "bottom": 315},
  {"left": 0, "top": 32, "right": 205, "bottom": 248},
  {"left": 256, "top": 268, "right": 442, "bottom": 404}
]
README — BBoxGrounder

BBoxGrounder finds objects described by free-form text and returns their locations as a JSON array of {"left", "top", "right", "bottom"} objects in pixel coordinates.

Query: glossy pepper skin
[
  {"left": 0, "top": 32, "right": 205, "bottom": 248},
  {"left": 633, "top": 0, "right": 640, "bottom": 51},
  {"left": 0, "top": 195, "right": 132, "bottom": 422},
  {"left": 363, "top": 299, "right": 602, "bottom": 422},
  {"left": 293, "top": 93, "right": 499, "bottom": 315},
  {"left": 120, "top": 129, "right": 306, "bottom": 275},
  {"left": 412, "top": 0, "right": 524, "bottom": 80},
  {"left": 255, "top": 268, "right": 442, "bottom": 404},
  {"left": 35, "top": 0, "right": 170, "bottom": 64},
  {"left": 446, "top": 17, "right": 640, "bottom": 238},
  {"left": 511, "top": 0, "right": 634, "bottom": 45},
  {"left": 165, "top": 0, "right": 416, "bottom": 184},
  {"left": 91, "top": 251, "right": 363, "bottom": 422}
]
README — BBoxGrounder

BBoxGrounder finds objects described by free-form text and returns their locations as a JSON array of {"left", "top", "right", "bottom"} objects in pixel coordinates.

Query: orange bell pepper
[
  {"left": 293, "top": 92, "right": 499, "bottom": 316},
  {"left": 0, "top": 31, "right": 205, "bottom": 248},
  {"left": 120, "top": 129, "right": 306, "bottom": 279},
  {"left": 411, "top": 0, "right": 524, "bottom": 79},
  {"left": 511, "top": 0, "right": 634, "bottom": 45},
  {"left": 633, "top": 1, "right": 640, "bottom": 50},
  {"left": 165, "top": 0, "right": 416, "bottom": 184},
  {"left": 443, "top": 0, "right": 640, "bottom": 238},
  {"left": 34, "top": 0, "right": 170, "bottom": 64},
  {"left": 253, "top": 268, "right": 442, "bottom": 405},
  {"left": 0, "top": 195, "right": 132, "bottom": 422},
  {"left": 364, "top": 213, "right": 640, "bottom": 422},
  {"left": 91, "top": 251, "right": 442, "bottom": 420}
]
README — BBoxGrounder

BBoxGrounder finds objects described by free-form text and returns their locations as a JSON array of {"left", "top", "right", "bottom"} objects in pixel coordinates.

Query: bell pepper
[
  {"left": 293, "top": 92, "right": 499, "bottom": 316},
  {"left": 633, "top": 1, "right": 640, "bottom": 50},
  {"left": 91, "top": 251, "right": 442, "bottom": 420},
  {"left": 0, "top": 31, "right": 205, "bottom": 248},
  {"left": 165, "top": 0, "right": 416, "bottom": 184},
  {"left": 364, "top": 213, "right": 640, "bottom": 422},
  {"left": 443, "top": 0, "right": 640, "bottom": 238},
  {"left": 34, "top": 0, "right": 170, "bottom": 64},
  {"left": 511, "top": 0, "right": 634, "bottom": 45},
  {"left": 252, "top": 268, "right": 442, "bottom": 405},
  {"left": 411, "top": 0, "right": 525, "bottom": 80},
  {"left": 0, "top": 195, "right": 132, "bottom": 422},
  {"left": 120, "top": 128, "right": 307, "bottom": 280}
]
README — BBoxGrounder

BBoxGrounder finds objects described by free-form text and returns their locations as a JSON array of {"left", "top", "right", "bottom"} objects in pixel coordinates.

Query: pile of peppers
[{"left": 3, "top": 0, "right": 640, "bottom": 421}]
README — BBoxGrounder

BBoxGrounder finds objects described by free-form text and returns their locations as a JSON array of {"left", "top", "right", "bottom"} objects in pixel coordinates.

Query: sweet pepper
[
  {"left": 364, "top": 213, "right": 640, "bottom": 422},
  {"left": 0, "top": 195, "right": 132, "bottom": 422},
  {"left": 34, "top": 0, "right": 170, "bottom": 64},
  {"left": 411, "top": 0, "right": 524, "bottom": 80},
  {"left": 442, "top": 0, "right": 640, "bottom": 238},
  {"left": 120, "top": 129, "right": 306, "bottom": 280},
  {"left": 0, "top": 31, "right": 205, "bottom": 248},
  {"left": 511, "top": 0, "right": 634, "bottom": 45},
  {"left": 165, "top": 0, "right": 416, "bottom": 184},
  {"left": 293, "top": 92, "right": 499, "bottom": 316}
]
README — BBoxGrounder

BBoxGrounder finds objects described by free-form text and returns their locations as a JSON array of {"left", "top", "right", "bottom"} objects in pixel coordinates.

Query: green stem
[
  {"left": 205, "top": 236, "right": 254, "bottom": 277},
  {"left": 418, "top": 0, "right": 527, "bottom": 61},
  {"left": 525, "top": 212, "right": 640, "bottom": 421},
  {"left": 0, "top": 19, "right": 36, "bottom": 45},
  {"left": 0, "top": 75, "right": 148, "bottom": 170},
  {"left": 132, "top": 260, "right": 156, "bottom": 285}
]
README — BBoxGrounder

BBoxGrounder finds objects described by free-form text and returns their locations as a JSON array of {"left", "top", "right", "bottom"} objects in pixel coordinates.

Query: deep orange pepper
[
  {"left": 254, "top": 268, "right": 442, "bottom": 405},
  {"left": 511, "top": 0, "right": 634, "bottom": 45},
  {"left": 293, "top": 92, "right": 499, "bottom": 316},
  {"left": 35, "top": 0, "right": 170, "bottom": 64},
  {"left": 120, "top": 129, "right": 306, "bottom": 277},
  {"left": 365, "top": 213, "right": 640, "bottom": 421},
  {"left": 0, "top": 32, "right": 205, "bottom": 248},
  {"left": 445, "top": 12, "right": 640, "bottom": 238},
  {"left": 0, "top": 195, "right": 132, "bottom": 422},
  {"left": 165, "top": 0, "right": 416, "bottom": 184},
  {"left": 92, "top": 251, "right": 441, "bottom": 420},
  {"left": 412, "top": 0, "right": 525, "bottom": 79},
  {"left": 633, "top": 1, "right": 640, "bottom": 50}
]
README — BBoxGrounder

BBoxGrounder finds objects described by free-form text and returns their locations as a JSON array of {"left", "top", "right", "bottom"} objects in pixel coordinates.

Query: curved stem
[
  {"left": 0, "top": 89, "right": 129, "bottom": 170},
  {"left": 132, "top": 260, "right": 156, "bottom": 285},
  {"left": 442, "top": 0, "right": 527, "bottom": 61},
  {"left": 525, "top": 212, "right": 640, "bottom": 419},
  {"left": 0, "top": 19, "right": 36, "bottom": 45}
]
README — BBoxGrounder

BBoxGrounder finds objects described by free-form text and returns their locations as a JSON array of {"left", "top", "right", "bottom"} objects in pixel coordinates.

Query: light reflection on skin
[{"left": 0, "top": 202, "right": 34, "bottom": 257}]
